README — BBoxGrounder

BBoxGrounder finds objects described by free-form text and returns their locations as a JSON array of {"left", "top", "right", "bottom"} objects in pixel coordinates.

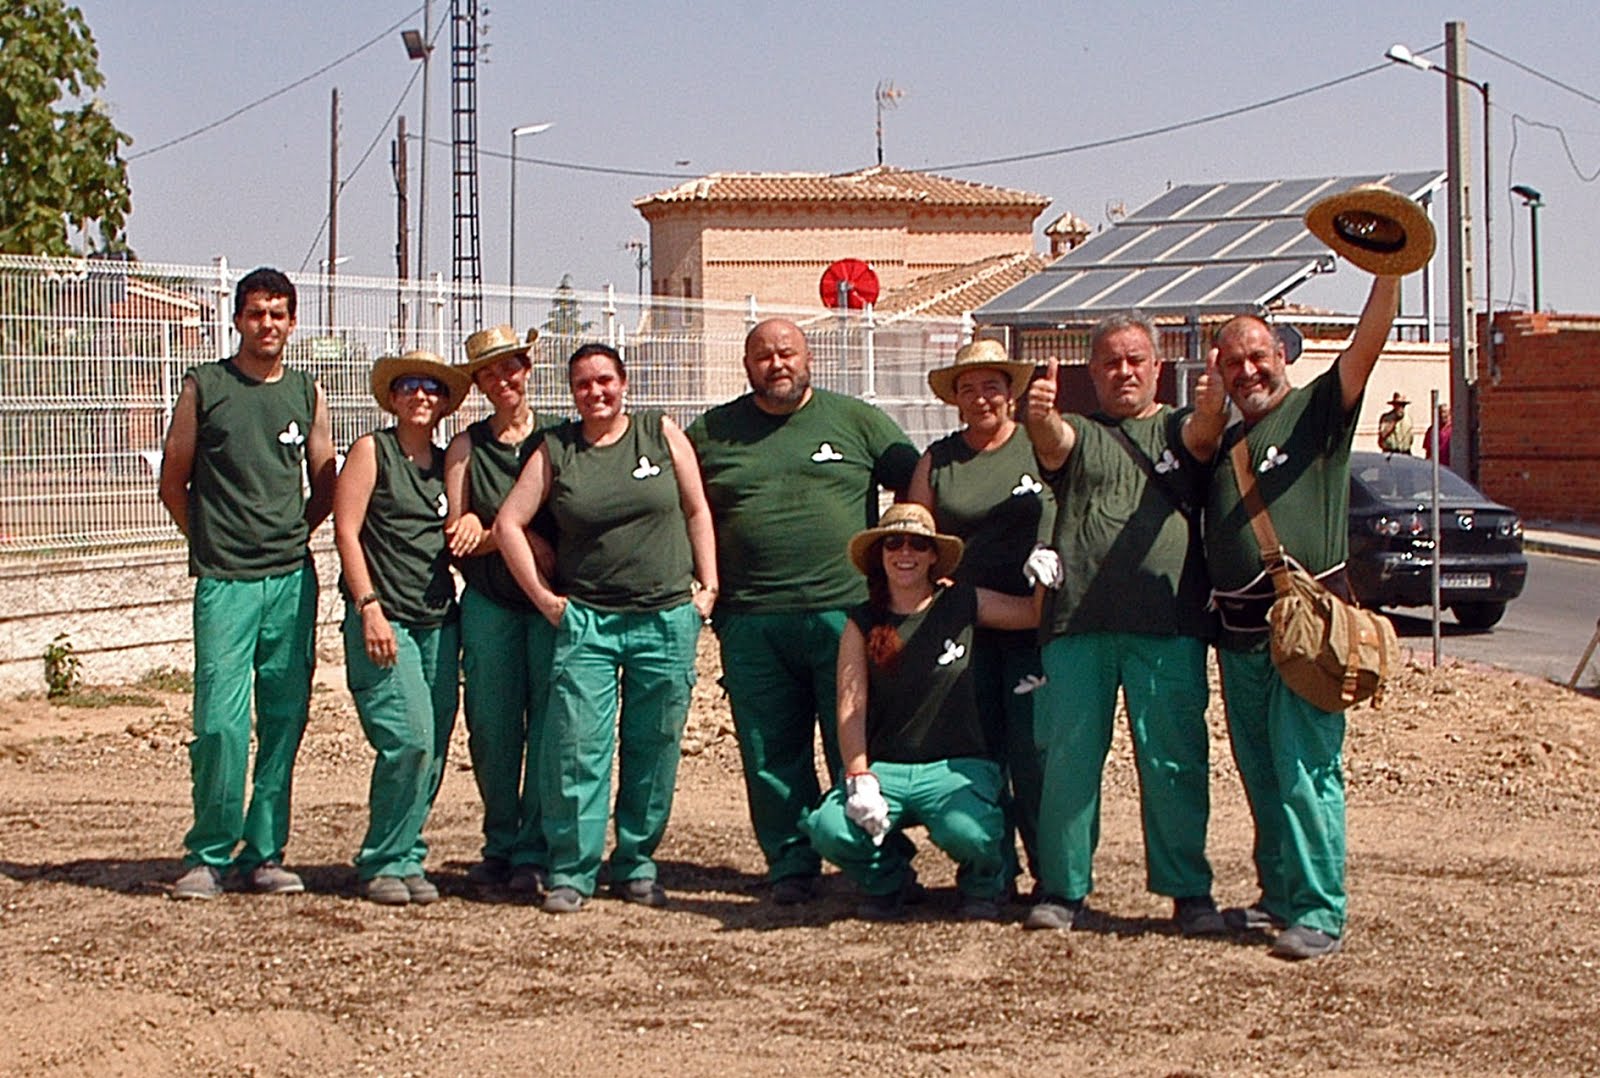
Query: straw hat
[
  {"left": 847, "top": 503, "right": 964, "bottom": 579},
  {"left": 370, "top": 350, "right": 471, "bottom": 418},
  {"left": 1304, "top": 184, "right": 1436, "bottom": 276},
  {"left": 926, "top": 338, "right": 1036, "bottom": 405},
  {"left": 459, "top": 324, "right": 538, "bottom": 379}
]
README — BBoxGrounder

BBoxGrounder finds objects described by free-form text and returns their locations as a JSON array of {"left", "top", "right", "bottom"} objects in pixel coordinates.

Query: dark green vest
[{"left": 340, "top": 428, "right": 455, "bottom": 626}]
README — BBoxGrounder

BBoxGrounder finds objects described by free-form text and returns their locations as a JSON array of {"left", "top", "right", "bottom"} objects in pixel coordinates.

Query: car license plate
[{"left": 1442, "top": 573, "right": 1492, "bottom": 589}]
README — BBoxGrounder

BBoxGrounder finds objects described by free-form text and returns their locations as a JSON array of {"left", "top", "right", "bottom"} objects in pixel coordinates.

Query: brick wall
[{"left": 1477, "top": 311, "right": 1600, "bottom": 523}]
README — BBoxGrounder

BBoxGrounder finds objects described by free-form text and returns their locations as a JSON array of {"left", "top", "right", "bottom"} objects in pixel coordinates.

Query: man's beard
[{"left": 754, "top": 368, "right": 810, "bottom": 408}]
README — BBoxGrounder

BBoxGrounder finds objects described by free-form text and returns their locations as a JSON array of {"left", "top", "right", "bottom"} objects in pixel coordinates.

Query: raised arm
[
  {"left": 1337, "top": 276, "right": 1402, "bottom": 412},
  {"left": 1023, "top": 359, "right": 1077, "bottom": 473},
  {"left": 158, "top": 376, "right": 198, "bottom": 536},
  {"left": 332, "top": 434, "right": 397, "bottom": 668},
  {"left": 303, "top": 384, "right": 336, "bottom": 532},
  {"left": 1180, "top": 347, "right": 1228, "bottom": 463},
  {"left": 664, "top": 415, "right": 719, "bottom": 620},
  {"left": 490, "top": 443, "right": 564, "bottom": 624}
]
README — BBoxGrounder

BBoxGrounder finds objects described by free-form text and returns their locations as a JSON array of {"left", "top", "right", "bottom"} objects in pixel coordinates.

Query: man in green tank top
[
  {"left": 158, "top": 267, "right": 336, "bottom": 901},
  {"left": 1205, "top": 276, "right": 1401, "bottom": 961},
  {"left": 686, "top": 319, "right": 919, "bottom": 904},
  {"left": 1022, "top": 312, "right": 1229, "bottom": 936}
]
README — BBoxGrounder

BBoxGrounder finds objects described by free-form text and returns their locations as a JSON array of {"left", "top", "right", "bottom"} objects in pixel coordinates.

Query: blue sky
[{"left": 81, "top": 1, "right": 1600, "bottom": 315}]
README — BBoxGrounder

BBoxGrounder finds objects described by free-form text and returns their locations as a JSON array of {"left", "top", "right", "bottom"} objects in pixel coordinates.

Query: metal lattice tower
[{"left": 449, "top": 0, "right": 483, "bottom": 334}]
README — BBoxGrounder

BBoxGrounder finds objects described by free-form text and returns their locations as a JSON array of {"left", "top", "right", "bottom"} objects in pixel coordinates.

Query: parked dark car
[{"left": 1346, "top": 451, "right": 1528, "bottom": 630}]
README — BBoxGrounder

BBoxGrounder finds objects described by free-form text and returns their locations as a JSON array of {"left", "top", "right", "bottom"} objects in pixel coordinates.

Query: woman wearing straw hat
[
  {"left": 802, "top": 503, "right": 1037, "bottom": 921},
  {"left": 906, "top": 338, "right": 1053, "bottom": 891},
  {"left": 334, "top": 350, "right": 471, "bottom": 905},
  {"left": 493, "top": 343, "right": 718, "bottom": 914},
  {"left": 443, "top": 324, "right": 562, "bottom": 896}
]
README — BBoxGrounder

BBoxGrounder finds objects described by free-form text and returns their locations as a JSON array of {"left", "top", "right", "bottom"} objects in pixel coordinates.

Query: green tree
[
  {"left": 542, "top": 273, "right": 594, "bottom": 338},
  {"left": 0, "top": 2, "right": 132, "bottom": 255}
]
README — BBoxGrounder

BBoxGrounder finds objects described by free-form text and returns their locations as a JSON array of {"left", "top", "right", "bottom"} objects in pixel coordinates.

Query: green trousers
[
  {"left": 540, "top": 599, "right": 700, "bottom": 896},
  {"left": 184, "top": 565, "right": 317, "bottom": 871},
  {"left": 1035, "top": 632, "right": 1213, "bottom": 901},
  {"left": 973, "top": 628, "right": 1045, "bottom": 881},
  {"left": 713, "top": 608, "right": 847, "bottom": 882},
  {"left": 802, "top": 757, "right": 1007, "bottom": 899},
  {"left": 460, "top": 586, "right": 555, "bottom": 867},
  {"left": 344, "top": 606, "right": 461, "bottom": 880},
  {"left": 1217, "top": 648, "right": 1347, "bottom": 937}
]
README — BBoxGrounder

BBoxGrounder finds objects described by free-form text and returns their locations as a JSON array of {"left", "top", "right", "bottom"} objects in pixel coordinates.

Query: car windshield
[{"left": 1352, "top": 453, "right": 1483, "bottom": 503}]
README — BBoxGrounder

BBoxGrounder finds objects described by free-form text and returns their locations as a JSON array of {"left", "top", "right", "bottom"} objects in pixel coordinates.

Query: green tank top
[
  {"left": 185, "top": 359, "right": 316, "bottom": 579},
  {"left": 926, "top": 425, "right": 1055, "bottom": 596},
  {"left": 340, "top": 428, "right": 455, "bottom": 626},
  {"left": 848, "top": 583, "right": 993, "bottom": 764},
  {"left": 544, "top": 410, "right": 692, "bottom": 612},
  {"left": 458, "top": 414, "right": 558, "bottom": 611}
]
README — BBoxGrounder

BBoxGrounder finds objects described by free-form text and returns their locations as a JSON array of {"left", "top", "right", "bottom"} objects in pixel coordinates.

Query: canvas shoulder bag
[{"left": 1229, "top": 438, "right": 1398, "bottom": 712}]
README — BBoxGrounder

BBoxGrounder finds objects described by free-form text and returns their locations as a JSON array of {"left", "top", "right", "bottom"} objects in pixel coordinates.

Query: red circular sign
[{"left": 819, "top": 258, "right": 880, "bottom": 309}]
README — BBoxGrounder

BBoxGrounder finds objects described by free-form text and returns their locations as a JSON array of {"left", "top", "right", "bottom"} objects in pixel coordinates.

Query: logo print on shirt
[
  {"left": 1013, "top": 673, "right": 1047, "bottom": 695},
  {"left": 631, "top": 455, "right": 662, "bottom": 479},
  {"left": 936, "top": 638, "right": 966, "bottom": 666},
  {"left": 1257, "top": 445, "right": 1289, "bottom": 473},
  {"left": 1012, "top": 473, "right": 1044, "bottom": 496},
  {"left": 435, "top": 492, "right": 448, "bottom": 518},
  {"left": 1154, "top": 449, "right": 1180, "bottom": 474},
  {"left": 810, "top": 442, "right": 844, "bottom": 463},
  {"left": 277, "top": 420, "right": 304, "bottom": 446}
]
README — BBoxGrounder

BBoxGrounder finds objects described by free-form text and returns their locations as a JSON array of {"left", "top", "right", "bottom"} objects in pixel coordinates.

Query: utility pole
[
  {"left": 418, "top": 0, "right": 432, "bottom": 326},
  {"left": 1443, "top": 21, "right": 1478, "bottom": 481},
  {"left": 392, "top": 115, "right": 410, "bottom": 344},
  {"left": 326, "top": 87, "right": 340, "bottom": 333}
]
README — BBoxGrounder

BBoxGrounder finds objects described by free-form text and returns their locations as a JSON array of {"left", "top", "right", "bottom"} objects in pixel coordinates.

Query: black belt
[{"left": 1210, "top": 561, "right": 1351, "bottom": 634}]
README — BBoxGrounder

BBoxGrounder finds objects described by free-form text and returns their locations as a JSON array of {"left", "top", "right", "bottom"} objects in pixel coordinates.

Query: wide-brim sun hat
[
  {"left": 459, "top": 324, "right": 539, "bottom": 380},
  {"left": 1304, "top": 184, "right": 1436, "bottom": 276},
  {"left": 927, "top": 338, "right": 1037, "bottom": 406},
  {"left": 370, "top": 350, "right": 471, "bottom": 418},
  {"left": 847, "top": 502, "right": 964, "bottom": 579}
]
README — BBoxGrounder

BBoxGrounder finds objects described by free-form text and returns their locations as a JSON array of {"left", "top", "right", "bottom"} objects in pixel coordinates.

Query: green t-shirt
[
  {"left": 544, "top": 410, "right": 692, "bottom": 613},
  {"left": 1206, "top": 366, "right": 1361, "bottom": 650},
  {"left": 926, "top": 425, "right": 1055, "bottom": 597},
  {"left": 339, "top": 428, "right": 455, "bottom": 626},
  {"left": 1042, "top": 407, "right": 1213, "bottom": 639},
  {"left": 457, "top": 414, "right": 558, "bottom": 611},
  {"left": 185, "top": 358, "right": 316, "bottom": 579},
  {"left": 686, "top": 388, "right": 919, "bottom": 613},
  {"left": 848, "top": 583, "right": 993, "bottom": 764}
]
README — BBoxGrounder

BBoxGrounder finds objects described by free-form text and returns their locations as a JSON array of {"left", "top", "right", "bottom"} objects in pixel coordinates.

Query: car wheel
[{"left": 1451, "top": 601, "right": 1507, "bottom": 630}]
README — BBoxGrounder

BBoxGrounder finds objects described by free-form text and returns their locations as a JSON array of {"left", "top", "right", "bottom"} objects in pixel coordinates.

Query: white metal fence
[{"left": 0, "top": 255, "right": 988, "bottom": 559}]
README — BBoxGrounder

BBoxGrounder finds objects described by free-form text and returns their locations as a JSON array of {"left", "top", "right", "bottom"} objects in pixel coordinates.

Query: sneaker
[
  {"left": 507, "top": 864, "right": 547, "bottom": 897},
  {"left": 1223, "top": 902, "right": 1289, "bottom": 933},
  {"left": 465, "top": 858, "right": 511, "bottom": 887},
  {"left": 855, "top": 890, "right": 906, "bottom": 922},
  {"left": 172, "top": 864, "right": 223, "bottom": 901},
  {"left": 770, "top": 875, "right": 817, "bottom": 906},
  {"left": 542, "top": 885, "right": 585, "bottom": 914},
  {"left": 247, "top": 862, "right": 305, "bottom": 895},
  {"left": 403, "top": 875, "right": 439, "bottom": 906},
  {"left": 1269, "top": 924, "right": 1343, "bottom": 961},
  {"left": 960, "top": 896, "right": 1003, "bottom": 922},
  {"left": 612, "top": 878, "right": 668, "bottom": 907},
  {"left": 1174, "top": 895, "right": 1227, "bottom": 937},
  {"left": 365, "top": 876, "right": 411, "bottom": 906},
  {"left": 1023, "top": 897, "right": 1084, "bottom": 931}
]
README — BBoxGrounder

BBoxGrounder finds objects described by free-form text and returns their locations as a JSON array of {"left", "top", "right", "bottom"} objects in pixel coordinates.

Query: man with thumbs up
[{"left": 1021, "top": 312, "right": 1228, "bottom": 935}]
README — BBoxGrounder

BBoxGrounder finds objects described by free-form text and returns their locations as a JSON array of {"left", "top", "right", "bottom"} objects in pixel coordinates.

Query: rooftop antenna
[
  {"left": 1105, "top": 199, "right": 1128, "bottom": 223},
  {"left": 875, "top": 80, "right": 905, "bottom": 166}
]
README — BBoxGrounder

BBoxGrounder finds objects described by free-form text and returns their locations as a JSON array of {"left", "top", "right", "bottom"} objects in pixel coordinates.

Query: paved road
[{"left": 1383, "top": 552, "right": 1600, "bottom": 689}]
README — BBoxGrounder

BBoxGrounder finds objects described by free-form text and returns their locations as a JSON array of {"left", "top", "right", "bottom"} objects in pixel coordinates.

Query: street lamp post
[
  {"left": 1511, "top": 184, "right": 1544, "bottom": 311},
  {"left": 508, "top": 122, "right": 554, "bottom": 327},
  {"left": 401, "top": 10, "right": 432, "bottom": 332}
]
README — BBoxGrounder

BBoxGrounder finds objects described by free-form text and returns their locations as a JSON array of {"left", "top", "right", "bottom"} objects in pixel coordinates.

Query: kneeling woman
[
  {"left": 334, "top": 351, "right": 471, "bottom": 905},
  {"left": 803, "top": 503, "right": 1036, "bottom": 920},
  {"left": 494, "top": 343, "right": 717, "bottom": 914}
]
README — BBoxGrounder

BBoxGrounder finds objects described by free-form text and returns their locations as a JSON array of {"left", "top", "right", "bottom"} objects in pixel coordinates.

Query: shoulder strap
[
  {"left": 1094, "top": 417, "right": 1196, "bottom": 523},
  {"left": 1229, "top": 437, "right": 1292, "bottom": 594}
]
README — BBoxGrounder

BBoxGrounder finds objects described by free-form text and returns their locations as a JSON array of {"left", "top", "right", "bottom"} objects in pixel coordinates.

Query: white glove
[
  {"left": 844, "top": 772, "right": 891, "bottom": 846},
  {"left": 1023, "top": 545, "right": 1063, "bottom": 589}
]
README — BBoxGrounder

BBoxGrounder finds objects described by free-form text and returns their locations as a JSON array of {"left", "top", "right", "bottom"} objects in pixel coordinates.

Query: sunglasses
[
  {"left": 392, "top": 375, "right": 449, "bottom": 398},
  {"left": 882, "top": 534, "right": 935, "bottom": 553}
]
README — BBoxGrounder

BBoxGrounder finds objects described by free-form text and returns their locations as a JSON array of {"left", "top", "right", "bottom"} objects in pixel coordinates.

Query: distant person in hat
[
  {"left": 334, "top": 351, "right": 471, "bottom": 905},
  {"left": 1377, "top": 392, "right": 1414, "bottom": 454},
  {"left": 906, "top": 338, "right": 1054, "bottom": 893},
  {"left": 1206, "top": 183, "right": 1430, "bottom": 960},
  {"left": 685, "top": 318, "right": 921, "bottom": 906},
  {"left": 442, "top": 325, "right": 562, "bottom": 897},
  {"left": 158, "top": 267, "right": 336, "bottom": 901},
  {"left": 801, "top": 503, "right": 1037, "bottom": 921},
  {"left": 1021, "top": 313, "right": 1229, "bottom": 936},
  {"left": 494, "top": 343, "right": 717, "bottom": 914}
]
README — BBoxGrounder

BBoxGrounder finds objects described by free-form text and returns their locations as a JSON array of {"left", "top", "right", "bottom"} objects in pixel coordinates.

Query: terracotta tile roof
[
  {"left": 634, "top": 166, "right": 1050, "bottom": 210},
  {"left": 873, "top": 252, "right": 1051, "bottom": 321}
]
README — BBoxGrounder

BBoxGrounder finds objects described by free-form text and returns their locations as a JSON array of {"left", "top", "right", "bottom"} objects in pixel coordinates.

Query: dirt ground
[{"left": 2, "top": 636, "right": 1598, "bottom": 1077}]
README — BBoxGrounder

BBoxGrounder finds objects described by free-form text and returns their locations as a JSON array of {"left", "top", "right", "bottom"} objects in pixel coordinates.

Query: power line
[
  {"left": 1471, "top": 38, "right": 1600, "bottom": 111},
  {"left": 128, "top": 6, "right": 424, "bottom": 162},
  {"left": 455, "top": 138, "right": 697, "bottom": 181}
]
